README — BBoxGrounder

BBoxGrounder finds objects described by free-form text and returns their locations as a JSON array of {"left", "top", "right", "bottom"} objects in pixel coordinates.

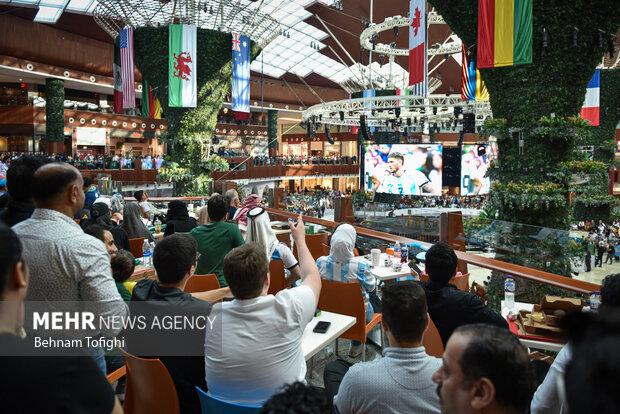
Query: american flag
[{"left": 120, "top": 27, "right": 135, "bottom": 109}]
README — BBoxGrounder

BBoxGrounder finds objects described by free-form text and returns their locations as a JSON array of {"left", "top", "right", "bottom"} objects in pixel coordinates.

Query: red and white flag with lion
[{"left": 169, "top": 24, "right": 197, "bottom": 107}]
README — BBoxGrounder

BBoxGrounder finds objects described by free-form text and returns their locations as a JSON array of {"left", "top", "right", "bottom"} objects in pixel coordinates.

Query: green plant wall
[
  {"left": 268, "top": 109, "right": 278, "bottom": 149},
  {"left": 591, "top": 69, "right": 620, "bottom": 162},
  {"left": 133, "top": 27, "right": 260, "bottom": 194},
  {"left": 45, "top": 78, "right": 65, "bottom": 142}
]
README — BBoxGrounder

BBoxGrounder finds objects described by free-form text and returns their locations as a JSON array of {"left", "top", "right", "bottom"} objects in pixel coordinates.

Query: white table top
[
  {"left": 501, "top": 301, "right": 565, "bottom": 353},
  {"left": 353, "top": 253, "right": 413, "bottom": 281},
  {"left": 302, "top": 311, "right": 356, "bottom": 360}
]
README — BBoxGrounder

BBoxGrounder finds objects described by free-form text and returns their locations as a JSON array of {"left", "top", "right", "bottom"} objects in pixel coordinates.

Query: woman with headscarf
[
  {"left": 316, "top": 224, "right": 379, "bottom": 357},
  {"left": 121, "top": 202, "right": 154, "bottom": 243},
  {"left": 233, "top": 194, "right": 262, "bottom": 238},
  {"left": 246, "top": 207, "right": 301, "bottom": 284},
  {"left": 109, "top": 193, "right": 124, "bottom": 224},
  {"left": 89, "top": 202, "right": 131, "bottom": 251},
  {"left": 163, "top": 200, "right": 197, "bottom": 237}
]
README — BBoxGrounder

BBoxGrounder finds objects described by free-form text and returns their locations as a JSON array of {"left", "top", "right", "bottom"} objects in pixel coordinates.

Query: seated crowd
[{"left": 1, "top": 156, "right": 619, "bottom": 414}]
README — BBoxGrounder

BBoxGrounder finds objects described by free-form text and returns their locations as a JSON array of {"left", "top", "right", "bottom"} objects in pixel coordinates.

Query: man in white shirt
[
  {"left": 375, "top": 152, "right": 430, "bottom": 195},
  {"left": 204, "top": 214, "right": 321, "bottom": 406}
]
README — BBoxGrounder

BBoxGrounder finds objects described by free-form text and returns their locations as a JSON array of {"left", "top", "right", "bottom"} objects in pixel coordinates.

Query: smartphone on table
[{"left": 313, "top": 321, "right": 331, "bottom": 334}]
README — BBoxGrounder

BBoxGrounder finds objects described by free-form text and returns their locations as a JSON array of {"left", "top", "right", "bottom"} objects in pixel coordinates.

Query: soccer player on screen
[{"left": 375, "top": 152, "right": 431, "bottom": 195}]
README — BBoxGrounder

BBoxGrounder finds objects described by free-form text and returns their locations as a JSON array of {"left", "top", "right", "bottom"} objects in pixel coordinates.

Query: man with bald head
[{"left": 13, "top": 163, "right": 128, "bottom": 373}]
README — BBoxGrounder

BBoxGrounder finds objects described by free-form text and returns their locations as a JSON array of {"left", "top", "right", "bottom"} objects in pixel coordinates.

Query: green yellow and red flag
[{"left": 477, "top": 0, "right": 532, "bottom": 68}]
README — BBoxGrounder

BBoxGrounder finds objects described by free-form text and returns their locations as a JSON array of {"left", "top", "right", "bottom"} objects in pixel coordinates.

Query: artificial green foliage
[
  {"left": 45, "top": 78, "right": 65, "bottom": 142},
  {"left": 428, "top": 1, "right": 620, "bottom": 126},
  {"left": 133, "top": 27, "right": 260, "bottom": 194},
  {"left": 268, "top": 109, "right": 278, "bottom": 149}
]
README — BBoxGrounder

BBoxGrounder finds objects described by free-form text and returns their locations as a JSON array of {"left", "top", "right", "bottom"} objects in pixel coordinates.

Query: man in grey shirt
[
  {"left": 324, "top": 281, "right": 441, "bottom": 414},
  {"left": 13, "top": 163, "right": 128, "bottom": 373}
]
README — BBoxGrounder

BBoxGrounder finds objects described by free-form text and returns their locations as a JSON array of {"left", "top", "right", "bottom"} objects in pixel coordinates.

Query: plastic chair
[
  {"left": 422, "top": 317, "right": 444, "bottom": 358},
  {"left": 195, "top": 386, "right": 260, "bottom": 414},
  {"left": 184, "top": 274, "right": 220, "bottom": 293},
  {"left": 293, "top": 233, "right": 329, "bottom": 262},
  {"left": 268, "top": 259, "right": 287, "bottom": 295},
  {"left": 129, "top": 237, "right": 145, "bottom": 259},
  {"left": 119, "top": 347, "right": 180, "bottom": 414},
  {"left": 451, "top": 273, "right": 470, "bottom": 291},
  {"left": 317, "top": 279, "right": 383, "bottom": 361}
]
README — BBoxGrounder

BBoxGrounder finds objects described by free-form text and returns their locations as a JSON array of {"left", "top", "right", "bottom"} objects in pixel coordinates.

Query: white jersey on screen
[{"left": 377, "top": 169, "right": 429, "bottom": 195}]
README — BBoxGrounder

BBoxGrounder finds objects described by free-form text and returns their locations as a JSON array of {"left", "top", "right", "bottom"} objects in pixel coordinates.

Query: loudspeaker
[
  {"left": 442, "top": 147, "right": 462, "bottom": 188},
  {"left": 307, "top": 121, "right": 316, "bottom": 138},
  {"left": 325, "top": 126, "right": 334, "bottom": 144},
  {"left": 360, "top": 115, "right": 371, "bottom": 141},
  {"left": 463, "top": 113, "right": 475, "bottom": 133},
  {"left": 339, "top": 111, "right": 345, "bottom": 121}
]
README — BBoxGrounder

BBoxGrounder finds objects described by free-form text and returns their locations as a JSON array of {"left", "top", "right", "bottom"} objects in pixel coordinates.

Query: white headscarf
[
  {"left": 330, "top": 224, "right": 356, "bottom": 263},
  {"left": 93, "top": 197, "right": 112, "bottom": 208},
  {"left": 246, "top": 207, "right": 279, "bottom": 259}
]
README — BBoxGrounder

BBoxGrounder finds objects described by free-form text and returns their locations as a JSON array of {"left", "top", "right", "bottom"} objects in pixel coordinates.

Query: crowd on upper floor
[
  {"left": 0, "top": 152, "right": 164, "bottom": 171},
  {"left": 1, "top": 154, "right": 620, "bottom": 414}
]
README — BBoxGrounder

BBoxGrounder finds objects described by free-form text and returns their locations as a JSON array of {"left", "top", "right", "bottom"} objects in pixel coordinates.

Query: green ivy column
[
  {"left": 45, "top": 78, "right": 65, "bottom": 143},
  {"left": 268, "top": 109, "right": 278, "bottom": 153}
]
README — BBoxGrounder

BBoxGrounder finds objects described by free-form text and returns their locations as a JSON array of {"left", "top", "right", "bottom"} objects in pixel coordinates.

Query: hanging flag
[
  {"left": 113, "top": 36, "right": 123, "bottom": 114},
  {"left": 141, "top": 79, "right": 155, "bottom": 118},
  {"left": 363, "top": 89, "right": 375, "bottom": 132},
  {"left": 462, "top": 45, "right": 489, "bottom": 102},
  {"left": 119, "top": 27, "right": 135, "bottom": 109},
  {"left": 580, "top": 69, "right": 600, "bottom": 126},
  {"left": 408, "top": 0, "right": 427, "bottom": 96},
  {"left": 169, "top": 24, "right": 197, "bottom": 107},
  {"left": 153, "top": 98, "right": 162, "bottom": 119},
  {"left": 478, "top": 0, "right": 533, "bottom": 68},
  {"left": 232, "top": 32, "right": 250, "bottom": 120}
]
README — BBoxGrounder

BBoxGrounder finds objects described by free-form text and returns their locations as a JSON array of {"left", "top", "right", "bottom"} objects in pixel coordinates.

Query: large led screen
[
  {"left": 460, "top": 144, "right": 497, "bottom": 195},
  {"left": 363, "top": 144, "right": 443, "bottom": 196}
]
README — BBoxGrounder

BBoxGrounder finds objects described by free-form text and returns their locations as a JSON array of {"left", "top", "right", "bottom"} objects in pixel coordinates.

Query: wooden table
[
  {"left": 501, "top": 301, "right": 565, "bottom": 352},
  {"left": 302, "top": 311, "right": 356, "bottom": 361},
  {"left": 129, "top": 263, "right": 157, "bottom": 282}
]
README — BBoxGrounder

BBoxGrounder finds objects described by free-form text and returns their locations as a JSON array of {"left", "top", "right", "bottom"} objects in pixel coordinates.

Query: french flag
[
  {"left": 580, "top": 69, "right": 600, "bottom": 126},
  {"left": 408, "top": 0, "right": 427, "bottom": 96}
]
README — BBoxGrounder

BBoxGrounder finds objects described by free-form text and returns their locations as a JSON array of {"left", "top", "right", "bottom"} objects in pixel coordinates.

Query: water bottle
[
  {"left": 154, "top": 217, "right": 162, "bottom": 233},
  {"left": 200, "top": 198, "right": 205, "bottom": 207},
  {"left": 590, "top": 290, "right": 601, "bottom": 311},
  {"left": 400, "top": 243, "right": 408, "bottom": 264},
  {"left": 394, "top": 241, "right": 401, "bottom": 258},
  {"left": 504, "top": 275, "right": 515, "bottom": 310},
  {"left": 142, "top": 239, "right": 152, "bottom": 266}
]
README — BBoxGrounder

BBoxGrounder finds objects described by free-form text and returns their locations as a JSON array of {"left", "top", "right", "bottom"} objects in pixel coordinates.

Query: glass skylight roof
[{"left": 8, "top": 0, "right": 420, "bottom": 92}]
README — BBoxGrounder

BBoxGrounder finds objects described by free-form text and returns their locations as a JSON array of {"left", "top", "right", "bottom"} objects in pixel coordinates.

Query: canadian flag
[{"left": 409, "top": 0, "right": 427, "bottom": 95}]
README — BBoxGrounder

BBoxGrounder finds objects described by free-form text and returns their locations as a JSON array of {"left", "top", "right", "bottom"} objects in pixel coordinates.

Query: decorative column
[
  {"left": 45, "top": 78, "right": 65, "bottom": 154},
  {"left": 268, "top": 109, "right": 278, "bottom": 156}
]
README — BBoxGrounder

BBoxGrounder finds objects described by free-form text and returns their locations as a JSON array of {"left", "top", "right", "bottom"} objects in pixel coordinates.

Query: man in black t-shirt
[
  {"left": 418, "top": 242, "right": 508, "bottom": 346},
  {"left": 126, "top": 234, "right": 230, "bottom": 414}
]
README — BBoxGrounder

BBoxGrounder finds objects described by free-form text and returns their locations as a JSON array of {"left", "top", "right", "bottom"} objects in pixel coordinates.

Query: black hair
[
  {"left": 382, "top": 281, "right": 427, "bottom": 343},
  {"left": 84, "top": 224, "right": 105, "bottom": 242},
  {"left": 0, "top": 223, "right": 23, "bottom": 296},
  {"left": 83, "top": 176, "right": 92, "bottom": 188},
  {"left": 455, "top": 324, "right": 535, "bottom": 413},
  {"left": 5, "top": 155, "right": 52, "bottom": 202},
  {"left": 425, "top": 242, "right": 458, "bottom": 284},
  {"left": 207, "top": 195, "right": 230, "bottom": 222},
  {"left": 259, "top": 382, "right": 334, "bottom": 414},
  {"left": 111, "top": 250, "right": 136, "bottom": 283},
  {"left": 564, "top": 310, "right": 620, "bottom": 414},
  {"left": 153, "top": 234, "right": 197, "bottom": 284},
  {"left": 32, "top": 163, "right": 80, "bottom": 203},
  {"left": 601, "top": 273, "right": 620, "bottom": 310},
  {"left": 133, "top": 190, "right": 144, "bottom": 202},
  {"left": 223, "top": 243, "right": 268, "bottom": 299},
  {"left": 388, "top": 152, "right": 404, "bottom": 163}
]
